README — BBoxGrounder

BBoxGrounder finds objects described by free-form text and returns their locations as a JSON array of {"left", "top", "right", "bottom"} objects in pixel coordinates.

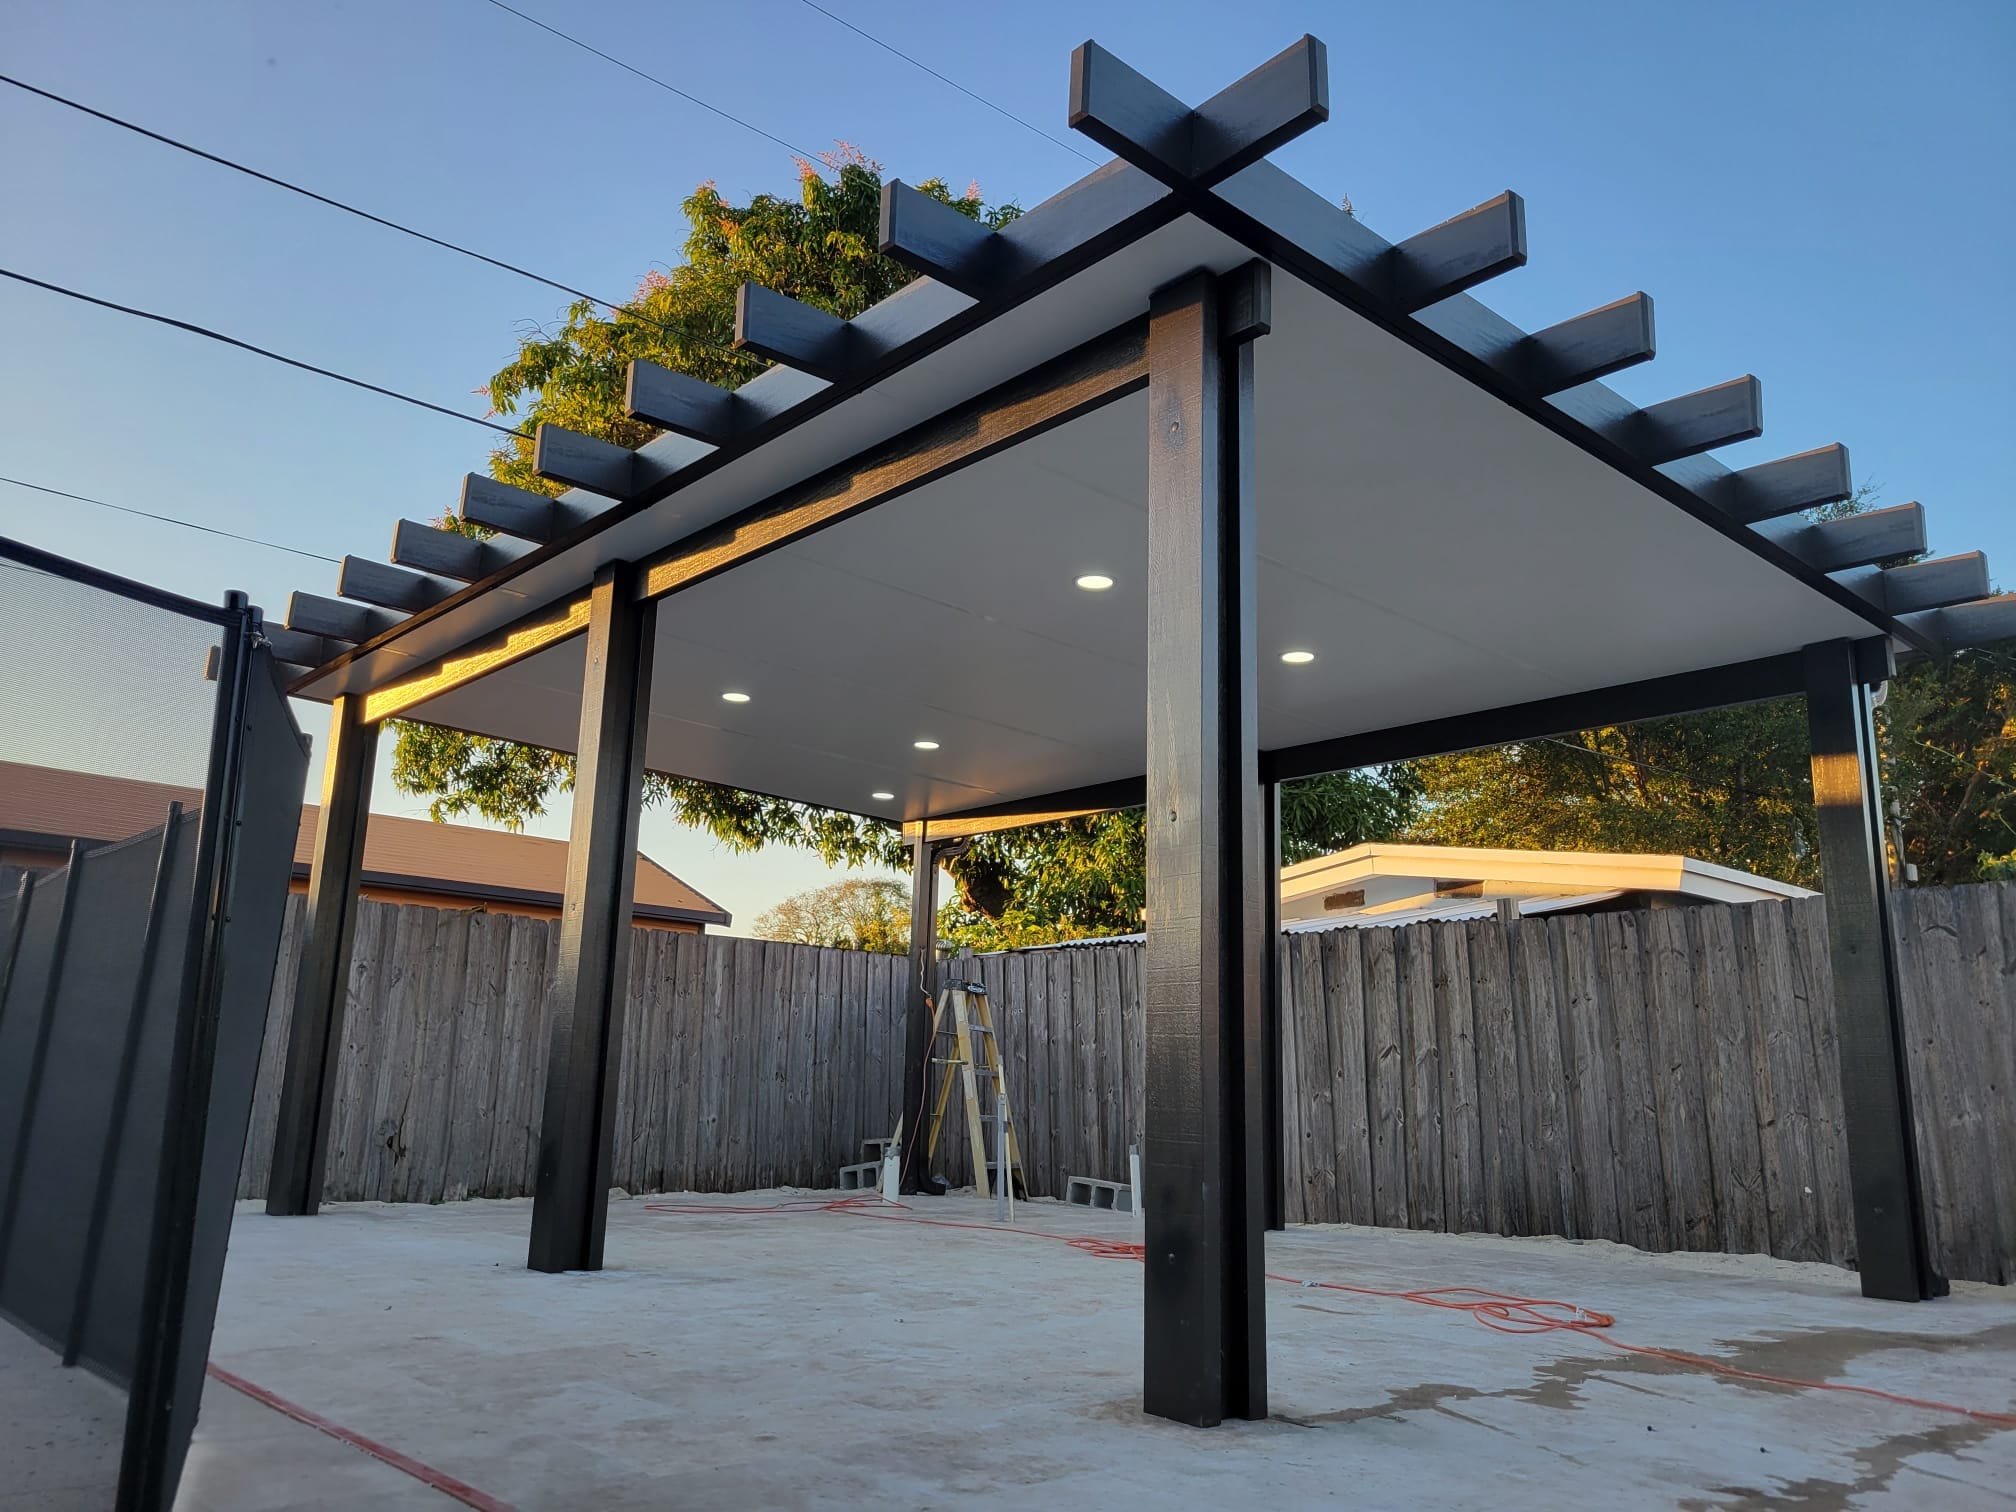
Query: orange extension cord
[{"left": 643, "top": 1194, "right": 2016, "bottom": 1428}]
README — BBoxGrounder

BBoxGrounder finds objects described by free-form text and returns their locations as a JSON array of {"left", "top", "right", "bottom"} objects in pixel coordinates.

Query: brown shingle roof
[{"left": 0, "top": 760, "right": 728, "bottom": 926}]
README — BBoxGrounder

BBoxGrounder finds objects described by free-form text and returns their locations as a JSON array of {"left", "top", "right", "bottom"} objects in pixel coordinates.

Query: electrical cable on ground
[
  {"left": 204, "top": 1364, "right": 512, "bottom": 1511},
  {"left": 0, "top": 476, "right": 339, "bottom": 564},
  {"left": 0, "top": 267, "right": 527, "bottom": 437},
  {"left": 645, "top": 1194, "right": 2016, "bottom": 1428}
]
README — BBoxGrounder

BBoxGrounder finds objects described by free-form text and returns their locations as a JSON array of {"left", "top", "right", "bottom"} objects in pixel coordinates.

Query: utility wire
[
  {"left": 0, "top": 73, "right": 641, "bottom": 321},
  {"left": 0, "top": 477, "right": 339, "bottom": 565},
  {"left": 476, "top": 0, "right": 819, "bottom": 160},
  {"left": 792, "top": 0, "right": 1098, "bottom": 166},
  {"left": 0, "top": 268, "right": 528, "bottom": 437}
]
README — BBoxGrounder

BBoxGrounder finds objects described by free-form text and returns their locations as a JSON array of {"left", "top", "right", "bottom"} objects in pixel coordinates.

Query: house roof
[
  {"left": 0, "top": 759, "right": 729, "bottom": 926},
  {"left": 1278, "top": 841, "right": 1814, "bottom": 908}
]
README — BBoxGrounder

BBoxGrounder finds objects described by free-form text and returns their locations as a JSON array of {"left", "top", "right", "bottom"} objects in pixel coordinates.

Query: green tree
[
  {"left": 392, "top": 149, "right": 1009, "bottom": 871},
  {"left": 1402, "top": 703, "right": 1822, "bottom": 886},
  {"left": 1881, "top": 643, "right": 2016, "bottom": 883},
  {"left": 752, "top": 877, "right": 909, "bottom": 953},
  {"left": 392, "top": 148, "right": 1418, "bottom": 942}
]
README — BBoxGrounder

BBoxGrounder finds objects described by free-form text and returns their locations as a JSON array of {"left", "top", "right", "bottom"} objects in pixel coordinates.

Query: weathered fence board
[{"left": 234, "top": 886, "right": 2016, "bottom": 1283}]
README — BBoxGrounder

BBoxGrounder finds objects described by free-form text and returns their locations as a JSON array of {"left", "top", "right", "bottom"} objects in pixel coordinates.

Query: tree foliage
[
  {"left": 1880, "top": 645, "right": 2016, "bottom": 884},
  {"left": 1402, "top": 703, "right": 1822, "bottom": 886},
  {"left": 390, "top": 150, "right": 1007, "bottom": 871},
  {"left": 752, "top": 877, "right": 909, "bottom": 953}
]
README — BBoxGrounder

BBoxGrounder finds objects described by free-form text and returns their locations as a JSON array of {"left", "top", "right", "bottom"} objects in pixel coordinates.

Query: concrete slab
[
  {"left": 0, "top": 1320, "right": 124, "bottom": 1512},
  {"left": 184, "top": 1193, "right": 2016, "bottom": 1510}
]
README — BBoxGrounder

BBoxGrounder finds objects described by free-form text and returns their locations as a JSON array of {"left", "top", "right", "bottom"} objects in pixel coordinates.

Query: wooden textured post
[
  {"left": 897, "top": 828, "right": 939, "bottom": 1193},
  {"left": 1804, "top": 638, "right": 1944, "bottom": 1301},
  {"left": 1142, "top": 268, "right": 1267, "bottom": 1425},
  {"left": 528, "top": 562, "right": 655, "bottom": 1273},
  {"left": 266, "top": 696, "right": 377, "bottom": 1216}
]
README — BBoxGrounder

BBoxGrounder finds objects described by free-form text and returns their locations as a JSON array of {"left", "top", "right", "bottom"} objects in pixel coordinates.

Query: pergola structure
[{"left": 264, "top": 38, "right": 2012, "bottom": 1426}]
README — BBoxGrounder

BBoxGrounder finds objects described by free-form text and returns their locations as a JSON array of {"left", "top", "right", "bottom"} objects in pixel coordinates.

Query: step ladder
[{"left": 926, "top": 980, "right": 1028, "bottom": 1202}]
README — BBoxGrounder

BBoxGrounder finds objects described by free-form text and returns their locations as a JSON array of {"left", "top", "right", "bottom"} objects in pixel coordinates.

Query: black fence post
[
  {"left": 528, "top": 561, "right": 656, "bottom": 1274},
  {"left": 1804, "top": 637, "right": 1944, "bottom": 1301},
  {"left": 267, "top": 695, "right": 378, "bottom": 1216},
  {"left": 1263, "top": 779, "right": 1285, "bottom": 1233},
  {"left": 897, "top": 829, "right": 939, "bottom": 1194}
]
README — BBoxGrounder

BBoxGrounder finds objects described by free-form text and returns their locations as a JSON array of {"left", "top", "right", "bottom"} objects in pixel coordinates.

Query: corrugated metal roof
[{"left": 0, "top": 759, "right": 728, "bottom": 925}]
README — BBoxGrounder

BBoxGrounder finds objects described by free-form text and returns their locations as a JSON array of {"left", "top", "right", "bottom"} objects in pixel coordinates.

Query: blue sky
[{"left": 5, "top": 0, "right": 2011, "bottom": 930}]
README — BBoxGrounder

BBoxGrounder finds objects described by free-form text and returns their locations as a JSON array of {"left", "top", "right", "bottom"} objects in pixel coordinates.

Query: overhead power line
[
  {"left": 0, "top": 476, "right": 338, "bottom": 564},
  {"left": 792, "top": 0, "right": 1098, "bottom": 165},
  {"left": 476, "top": 0, "right": 819, "bottom": 160},
  {"left": 0, "top": 267, "right": 528, "bottom": 437},
  {"left": 0, "top": 72, "right": 642, "bottom": 321}
]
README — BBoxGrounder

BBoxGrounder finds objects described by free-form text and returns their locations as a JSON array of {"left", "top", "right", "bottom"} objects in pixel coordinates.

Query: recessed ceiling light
[
  {"left": 1075, "top": 573, "right": 1115, "bottom": 591},
  {"left": 870, "top": 791, "right": 895, "bottom": 801},
  {"left": 721, "top": 690, "right": 751, "bottom": 703},
  {"left": 1280, "top": 650, "right": 1316, "bottom": 665},
  {"left": 913, "top": 739, "right": 940, "bottom": 751}
]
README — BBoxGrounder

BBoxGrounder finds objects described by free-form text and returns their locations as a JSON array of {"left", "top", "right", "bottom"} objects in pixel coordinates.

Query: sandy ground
[{"left": 134, "top": 1193, "right": 2016, "bottom": 1509}]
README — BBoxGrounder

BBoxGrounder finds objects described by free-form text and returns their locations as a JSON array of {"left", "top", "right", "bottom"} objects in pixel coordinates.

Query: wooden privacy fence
[
  {"left": 238, "top": 898, "right": 911, "bottom": 1206},
  {"left": 236, "top": 886, "right": 2016, "bottom": 1283}
]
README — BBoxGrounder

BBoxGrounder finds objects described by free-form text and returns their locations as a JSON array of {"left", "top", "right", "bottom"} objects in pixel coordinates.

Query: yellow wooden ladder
[{"left": 924, "top": 980, "right": 1028, "bottom": 1203}]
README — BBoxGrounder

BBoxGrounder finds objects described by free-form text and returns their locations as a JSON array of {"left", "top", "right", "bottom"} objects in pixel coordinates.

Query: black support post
[
  {"left": 1803, "top": 638, "right": 1944, "bottom": 1301},
  {"left": 897, "top": 828, "right": 939, "bottom": 1194},
  {"left": 266, "top": 695, "right": 377, "bottom": 1216},
  {"left": 1262, "top": 779, "right": 1285, "bottom": 1232},
  {"left": 528, "top": 562, "right": 656, "bottom": 1274},
  {"left": 1142, "top": 267, "right": 1267, "bottom": 1425}
]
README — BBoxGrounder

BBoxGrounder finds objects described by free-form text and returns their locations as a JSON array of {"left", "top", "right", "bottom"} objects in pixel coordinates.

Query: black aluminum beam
[
  {"left": 734, "top": 283, "right": 896, "bottom": 382},
  {"left": 637, "top": 317, "right": 1149, "bottom": 601},
  {"left": 625, "top": 360, "right": 746, "bottom": 445},
  {"left": 1142, "top": 269, "right": 1266, "bottom": 1426},
  {"left": 1515, "top": 293, "right": 1656, "bottom": 396},
  {"left": 879, "top": 182, "right": 1038, "bottom": 300},
  {"left": 266, "top": 697, "right": 377, "bottom": 1215},
  {"left": 897, "top": 829, "right": 943, "bottom": 1195},
  {"left": 1616, "top": 375, "right": 1764, "bottom": 465},
  {"left": 285, "top": 591, "right": 402, "bottom": 645},
  {"left": 460, "top": 474, "right": 606, "bottom": 543},
  {"left": 1803, "top": 638, "right": 1944, "bottom": 1301},
  {"left": 1897, "top": 592, "right": 2016, "bottom": 654},
  {"left": 1836, "top": 552, "right": 1991, "bottom": 617},
  {"left": 528, "top": 561, "right": 656, "bottom": 1274},
  {"left": 262, "top": 626, "right": 344, "bottom": 670},
  {"left": 1262, "top": 780, "right": 1285, "bottom": 1234},
  {"left": 390, "top": 518, "right": 534, "bottom": 583},
  {"left": 1261, "top": 645, "right": 1886, "bottom": 783},
  {"left": 904, "top": 777, "right": 1149, "bottom": 841},
  {"left": 1385, "top": 191, "right": 1529, "bottom": 312},
  {"left": 336, "top": 555, "right": 459, "bottom": 614},
  {"left": 1761, "top": 501, "right": 1925, "bottom": 574},
  {"left": 1069, "top": 35, "right": 1328, "bottom": 191},
  {"left": 1709, "top": 444, "right": 1854, "bottom": 524},
  {"left": 535, "top": 424, "right": 655, "bottom": 498}
]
